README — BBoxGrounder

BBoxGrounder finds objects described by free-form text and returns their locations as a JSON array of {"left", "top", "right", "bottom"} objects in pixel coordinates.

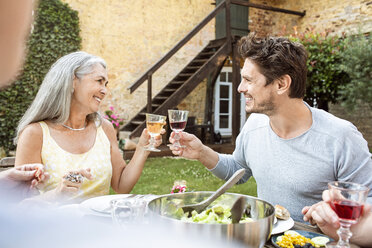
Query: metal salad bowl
[{"left": 147, "top": 191, "right": 275, "bottom": 248}]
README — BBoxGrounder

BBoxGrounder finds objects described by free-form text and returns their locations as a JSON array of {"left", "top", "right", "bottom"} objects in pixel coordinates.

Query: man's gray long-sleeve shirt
[{"left": 210, "top": 105, "right": 372, "bottom": 222}]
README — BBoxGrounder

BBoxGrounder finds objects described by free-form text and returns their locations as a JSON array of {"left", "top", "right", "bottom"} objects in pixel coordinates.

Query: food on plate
[
  {"left": 275, "top": 204, "right": 290, "bottom": 220},
  {"left": 284, "top": 230, "right": 301, "bottom": 236},
  {"left": 276, "top": 231, "right": 314, "bottom": 248},
  {"left": 276, "top": 231, "right": 328, "bottom": 248},
  {"left": 311, "top": 236, "right": 330, "bottom": 247}
]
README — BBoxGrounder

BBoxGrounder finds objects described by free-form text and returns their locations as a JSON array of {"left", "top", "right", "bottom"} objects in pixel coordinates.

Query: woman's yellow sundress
[{"left": 37, "top": 121, "right": 112, "bottom": 202}]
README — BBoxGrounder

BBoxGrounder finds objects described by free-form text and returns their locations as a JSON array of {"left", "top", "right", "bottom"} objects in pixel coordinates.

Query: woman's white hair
[{"left": 14, "top": 51, "right": 106, "bottom": 144}]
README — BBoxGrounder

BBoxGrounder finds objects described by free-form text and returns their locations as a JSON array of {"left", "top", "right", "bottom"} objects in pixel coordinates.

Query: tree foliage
[
  {"left": 338, "top": 34, "right": 372, "bottom": 111},
  {"left": 0, "top": 0, "right": 81, "bottom": 153},
  {"left": 289, "top": 29, "right": 349, "bottom": 111}
]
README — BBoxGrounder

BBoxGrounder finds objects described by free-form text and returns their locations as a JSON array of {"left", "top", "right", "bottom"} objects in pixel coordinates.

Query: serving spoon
[
  {"left": 231, "top": 196, "right": 247, "bottom": 223},
  {"left": 181, "top": 168, "right": 246, "bottom": 216}
]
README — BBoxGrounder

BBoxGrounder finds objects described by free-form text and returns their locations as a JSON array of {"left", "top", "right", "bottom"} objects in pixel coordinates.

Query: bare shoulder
[
  {"left": 19, "top": 122, "right": 43, "bottom": 141},
  {"left": 101, "top": 118, "right": 117, "bottom": 140},
  {"left": 16, "top": 122, "right": 43, "bottom": 165},
  {"left": 101, "top": 118, "right": 116, "bottom": 132}
]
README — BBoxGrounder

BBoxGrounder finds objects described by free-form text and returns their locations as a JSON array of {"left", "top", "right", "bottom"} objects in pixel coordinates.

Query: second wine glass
[
  {"left": 326, "top": 181, "right": 369, "bottom": 248},
  {"left": 168, "top": 110, "right": 189, "bottom": 149}
]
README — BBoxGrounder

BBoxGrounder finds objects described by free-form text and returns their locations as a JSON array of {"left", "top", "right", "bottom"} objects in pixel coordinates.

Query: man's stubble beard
[{"left": 245, "top": 93, "right": 276, "bottom": 116}]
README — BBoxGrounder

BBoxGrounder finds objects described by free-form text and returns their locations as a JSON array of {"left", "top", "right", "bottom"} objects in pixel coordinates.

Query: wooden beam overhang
[{"left": 231, "top": 0, "right": 305, "bottom": 16}]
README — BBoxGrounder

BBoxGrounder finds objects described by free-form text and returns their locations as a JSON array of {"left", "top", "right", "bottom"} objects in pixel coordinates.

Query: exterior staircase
[
  {"left": 122, "top": 38, "right": 229, "bottom": 138},
  {"left": 120, "top": 0, "right": 304, "bottom": 140}
]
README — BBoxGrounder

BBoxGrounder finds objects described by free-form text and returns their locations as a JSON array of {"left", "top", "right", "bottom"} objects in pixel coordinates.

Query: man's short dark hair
[{"left": 238, "top": 33, "right": 308, "bottom": 98}]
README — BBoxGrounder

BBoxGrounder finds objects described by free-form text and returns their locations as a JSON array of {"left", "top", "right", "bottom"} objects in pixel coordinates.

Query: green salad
[
  {"left": 161, "top": 196, "right": 253, "bottom": 224},
  {"left": 180, "top": 205, "right": 253, "bottom": 224}
]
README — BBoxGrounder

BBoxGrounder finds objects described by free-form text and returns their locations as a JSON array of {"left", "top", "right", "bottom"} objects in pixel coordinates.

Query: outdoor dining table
[
  {"left": 264, "top": 221, "right": 323, "bottom": 247},
  {"left": 75, "top": 194, "right": 328, "bottom": 248}
]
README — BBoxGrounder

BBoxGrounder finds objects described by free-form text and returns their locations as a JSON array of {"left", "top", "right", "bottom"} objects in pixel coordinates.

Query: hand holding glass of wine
[
  {"left": 168, "top": 110, "right": 189, "bottom": 149},
  {"left": 145, "top": 113, "right": 166, "bottom": 152},
  {"left": 326, "top": 181, "right": 369, "bottom": 248}
]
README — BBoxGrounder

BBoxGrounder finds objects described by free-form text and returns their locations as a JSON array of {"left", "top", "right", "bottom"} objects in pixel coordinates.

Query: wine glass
[
  {"left": 145, "top": 113, "right": 166, "bottom": 152},
  {"left": 326, "top": 181, "right": 369, "bottom": 248},
  {"left": 168, "top": 110, "right": 189, "bottom": 149}
]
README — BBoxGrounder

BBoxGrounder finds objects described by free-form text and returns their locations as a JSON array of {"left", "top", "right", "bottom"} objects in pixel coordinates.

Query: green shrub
[
  {"left": 338, "top": 34, "right": 372, "bottom": 111},
  {"left": 290, "top": 29, "right": 349, "bottom": 111},
  {"left": 0, "top": 0, "right": 81, "bottom": 154}
]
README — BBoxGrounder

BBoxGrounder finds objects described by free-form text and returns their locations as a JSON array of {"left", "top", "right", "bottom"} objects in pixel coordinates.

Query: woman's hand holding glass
[
  {"left": 137, "top": 128, "right": 165, "bottom": 152},
  {"left": 143, "top": 114, "right": 166, "bottom": 152}
]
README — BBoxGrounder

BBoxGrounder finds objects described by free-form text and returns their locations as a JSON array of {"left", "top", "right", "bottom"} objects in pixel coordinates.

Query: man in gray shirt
[{"left": 169, "top": 33, "right": 372, "bottom": 222}]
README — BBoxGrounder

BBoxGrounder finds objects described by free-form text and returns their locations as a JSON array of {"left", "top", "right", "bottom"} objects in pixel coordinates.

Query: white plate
[
  {"left": 80, "top": 194, "right": 133, "bottom": 217},
  {"left": 79, "top": 194, "right": 159, "bottom": 217},
  {"left": 271, "top": 217, "right": 294, "bottom": 235}
]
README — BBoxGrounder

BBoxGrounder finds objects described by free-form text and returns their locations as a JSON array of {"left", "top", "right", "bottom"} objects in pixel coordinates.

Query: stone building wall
[
  {"left": 248, "top": 0, "right": 372, "bottom": 150},
  {"left": 60, "top": 0, "right": 371, "bottom": 148},
  {"left": 178, "top": 80, "right": 207, "bottom": 122},
  {"left": 61, "top": 0, "right": 215, "bottom": 124},
  {"left": 249, "top": 0, "right": 372, "bottom": 36}
]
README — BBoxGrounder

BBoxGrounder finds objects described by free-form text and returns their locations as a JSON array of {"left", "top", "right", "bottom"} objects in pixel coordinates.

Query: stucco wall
[{"left": 61, "top": 0, "right": 215, "bottom": 124}]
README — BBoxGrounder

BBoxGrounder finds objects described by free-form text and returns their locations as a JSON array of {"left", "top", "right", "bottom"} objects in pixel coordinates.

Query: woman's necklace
[{"left": 62, "top": 121, "right": 87, "bottom": 131}]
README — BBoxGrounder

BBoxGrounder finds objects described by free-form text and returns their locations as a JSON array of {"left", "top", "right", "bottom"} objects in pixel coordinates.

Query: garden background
[{"left": 0, "top": 0, "right": 371, "bottom": 195}]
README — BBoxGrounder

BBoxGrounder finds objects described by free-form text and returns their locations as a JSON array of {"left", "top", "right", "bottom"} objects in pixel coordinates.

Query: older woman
[{"left": 14, "top": 51, "right": 162, "bottom": 203}]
